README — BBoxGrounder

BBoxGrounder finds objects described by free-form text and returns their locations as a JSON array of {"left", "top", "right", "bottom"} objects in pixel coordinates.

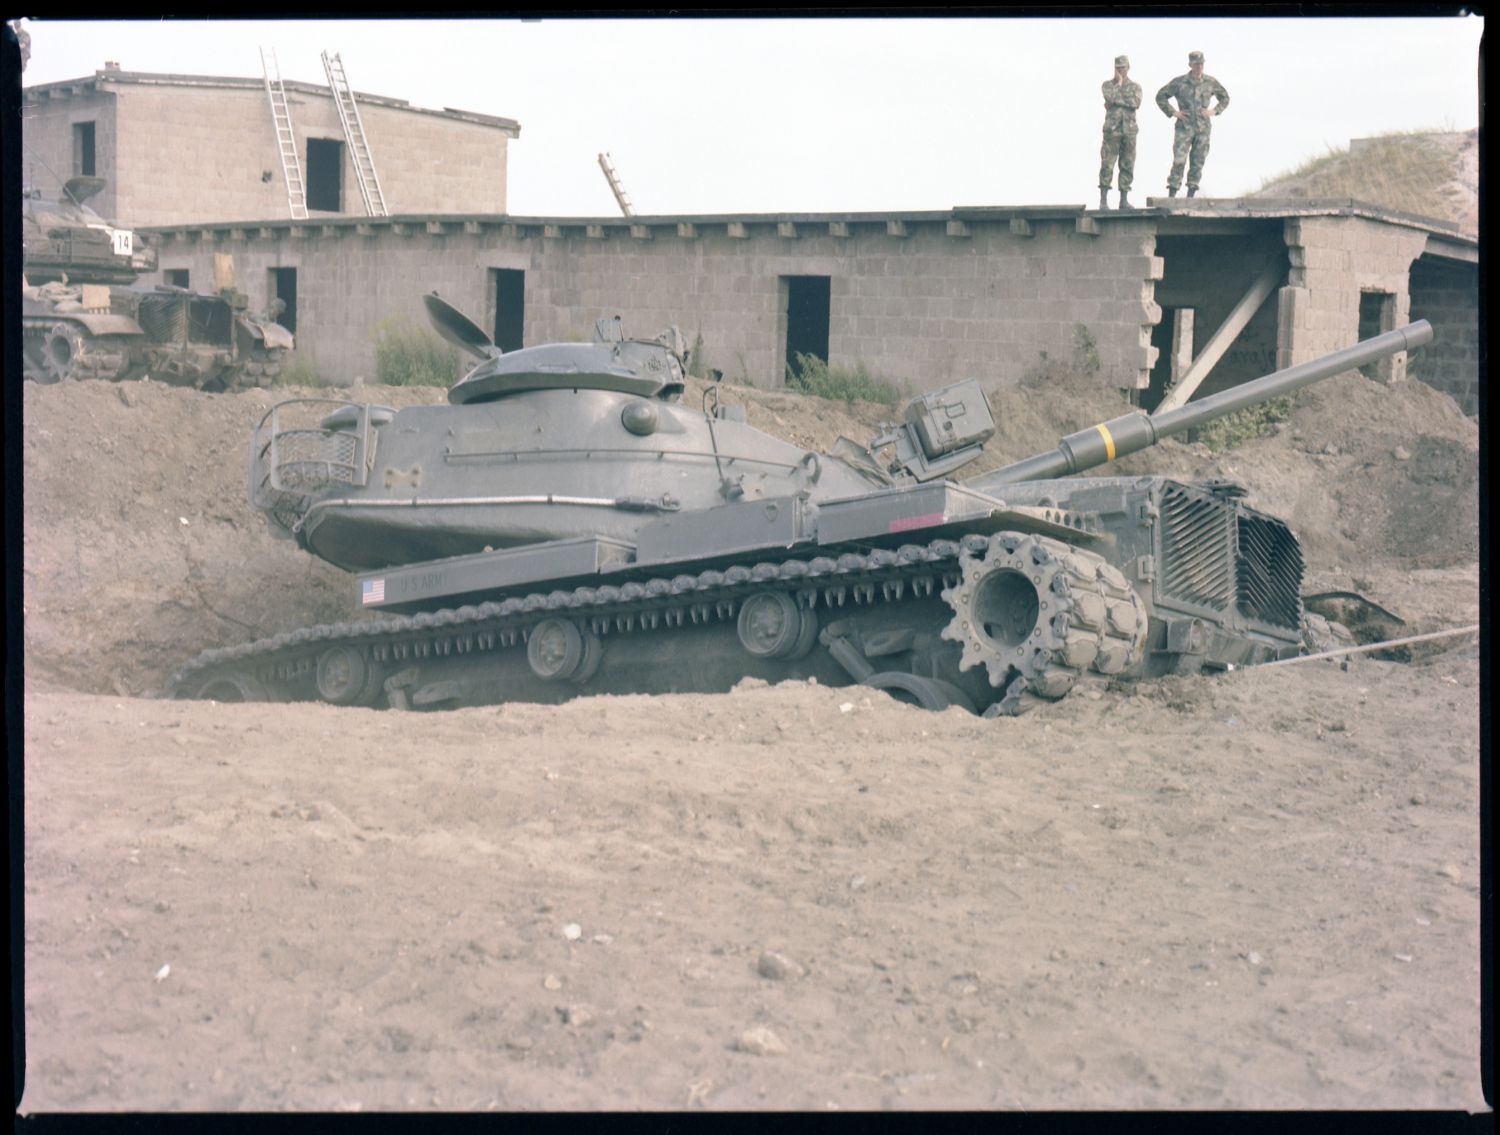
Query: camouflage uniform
[
  {"left": 1099, "top": 60, "right": 1142, "bottom": 193},
  {"left": 1155, "top": 56, "right": 1230, "bottom": 194}
]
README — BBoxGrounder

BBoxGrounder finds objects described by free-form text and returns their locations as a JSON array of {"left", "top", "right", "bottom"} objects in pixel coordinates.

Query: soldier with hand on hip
[
  {"left": 1156, "top": 50, "right": 1230, "bottom": 198},
  {"left": 1098, "top": 54, "right": 1142, "bottom": 210}
]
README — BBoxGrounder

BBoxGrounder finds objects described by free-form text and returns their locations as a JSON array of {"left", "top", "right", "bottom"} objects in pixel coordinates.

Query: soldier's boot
[
  {"left": 1167, "top": 186, "right": 1178, "bottom": 197},
  {"left": 1099, "top": 189, "right": 1109, "bottom": 211},
  {"left": 1118, "top": 192, "right": 1132, "bottom": 210},
  {"left": 1187, "top": 187, "right": 1198, "bottom": 198}
]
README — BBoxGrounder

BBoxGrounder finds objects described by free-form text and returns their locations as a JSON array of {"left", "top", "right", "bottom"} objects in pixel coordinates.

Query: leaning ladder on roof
[
  {"left": 260, "top": 47, "right": 309, "bottom": 220},
  {"left": 321, "top": 50, "right": 389, "bottom": 218},
  {"left": 597, "top": 152, "right": 634, "bottom": 217}
]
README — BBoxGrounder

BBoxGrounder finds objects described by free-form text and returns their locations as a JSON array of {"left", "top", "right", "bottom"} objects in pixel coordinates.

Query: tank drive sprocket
[{"left": 940, "top": 532, "right": 1147, "bottom": 716}]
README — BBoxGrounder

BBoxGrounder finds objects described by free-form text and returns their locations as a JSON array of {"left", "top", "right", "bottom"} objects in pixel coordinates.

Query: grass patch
[
  {"left": 785, "top": 352, "right": 908, "bottom": 408},
  {"left": 273, "top": 352, "right": 323, "bottom": 387},
  {"left": 1253, "top": 129, "right": 1465, "bottom": 222},
  {"left": 373, "top": 318, "right": 462, "bottom": 387}
]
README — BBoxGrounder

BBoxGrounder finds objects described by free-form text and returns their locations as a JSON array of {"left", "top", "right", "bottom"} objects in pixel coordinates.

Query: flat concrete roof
[
  {"left": 145, "top": 199, "right": 1477, "bottom": 259},
  {"left": 23, "top": 68, "right": 521, "bottom": 136}
]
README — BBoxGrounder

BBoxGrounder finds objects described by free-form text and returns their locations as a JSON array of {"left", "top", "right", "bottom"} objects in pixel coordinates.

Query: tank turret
[{"left": 172, "top": 302, "right": 1430, "bottom": 716}]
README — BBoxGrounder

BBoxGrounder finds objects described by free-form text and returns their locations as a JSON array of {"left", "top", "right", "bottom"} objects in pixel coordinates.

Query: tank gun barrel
[{"left": 967, "top": 320, "right": 1432, "bottom": 491}]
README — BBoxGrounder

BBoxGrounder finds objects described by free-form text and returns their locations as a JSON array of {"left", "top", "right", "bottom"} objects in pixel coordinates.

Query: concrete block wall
[
  {"left": 1407, "top": 256, "right": 1480, "bottom": 415},
  {"left": 1279, "top": 215, "right": 1428, "bottom": 382},
  {"left": 152, "top": 216, "right": 1163, "bottom": 392},
  {"left": 111, "top": 84, "right": 291, "bottom": 226}
]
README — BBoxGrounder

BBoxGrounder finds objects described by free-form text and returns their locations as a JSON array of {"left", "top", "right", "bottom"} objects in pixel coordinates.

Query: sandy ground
[{"left": 17, "top": 364, "right": 1487, "bottom": 1113}]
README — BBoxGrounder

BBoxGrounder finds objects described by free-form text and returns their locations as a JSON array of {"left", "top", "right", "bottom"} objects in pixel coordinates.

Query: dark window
[
  {"left": 268, "top": 267, "right": 298, "bottom": 334},
  {"left": 164, "top": 268, "right": 190, "bottom": 289},
  {"left": 305, "top": 138, "right": 343, "bottom": 213},
  {"left": 783, "top": 275, "right": 831, "bottom": 381},
  {"left": 492, "top": 269, "right": 525, "bottom": 353},
  {"left": 73, "top": 122, "right": 96, "bottom": 177}
]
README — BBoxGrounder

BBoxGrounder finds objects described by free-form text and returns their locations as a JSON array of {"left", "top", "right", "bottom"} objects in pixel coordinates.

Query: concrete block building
[
  {"left": 138, "top": 201, "right": 1478, "bottom": 414},
  {"left": 21, "top": 68, "right": 1478, "bottom": 415},
  {"left": 20, "top": 64, "right": 520, "bottom": 226}
]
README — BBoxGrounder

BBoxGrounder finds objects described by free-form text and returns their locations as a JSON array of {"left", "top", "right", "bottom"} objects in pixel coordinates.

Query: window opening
[
  {"left": 305, "top": 138, "right": 343, "bottom": 213},
  {"left": 72, "top": 122, "right": 96, "bottom": 177},
  {"left": 164, "top": 269, "right": 190, "bottom": 289}
]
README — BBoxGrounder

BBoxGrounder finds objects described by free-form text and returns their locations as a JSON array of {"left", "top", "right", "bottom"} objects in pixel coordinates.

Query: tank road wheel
[
  {"left": 526, "top": 618, "right": 603, "bottom": 683},
  {"left": 42, "top": 322, "right": 88, "bottom": 382},
  {"left": 183, "top": 670, "right": 271, "bottom": 703},
  {"left": 863, "top": 672, "right": 977, "bottom": 714},
  {"left": 315, "top": 644, "right": 386, "bottom": 707},
  {"left": 736, "top": 591, "right": 818, "bottom": 660},
  {"left": 941, "top": 533, "right": 1147, "bottom": 716}
]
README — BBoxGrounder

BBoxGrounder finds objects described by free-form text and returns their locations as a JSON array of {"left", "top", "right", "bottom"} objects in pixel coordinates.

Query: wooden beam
[{"left": 1155, "top": 259, "right": 1283, "bottom": 411}]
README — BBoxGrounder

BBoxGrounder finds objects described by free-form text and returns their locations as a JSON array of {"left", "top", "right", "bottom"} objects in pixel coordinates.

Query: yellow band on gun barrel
[{"left": 1094, "top": 423, "right": 1117, "bottom": 462}]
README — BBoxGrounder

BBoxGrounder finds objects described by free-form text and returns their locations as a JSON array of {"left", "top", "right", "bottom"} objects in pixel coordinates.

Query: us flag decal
[{"left": 362, "top": 578, "right": 386, "bottom": 605}]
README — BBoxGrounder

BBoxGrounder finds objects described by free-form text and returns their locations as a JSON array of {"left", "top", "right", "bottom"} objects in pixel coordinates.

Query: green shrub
[
  {"left": 1071, "top": 323, "right": 1101, "bottom": 377},
  {"left": 785, "top": 352, "right": 907, "bottom": 408},
  {"left": 373, "top": 318, "right": 461, "bottom": 387},
  {"left": 1193, "top": 395, "right": 1295, "bottom": 453}
]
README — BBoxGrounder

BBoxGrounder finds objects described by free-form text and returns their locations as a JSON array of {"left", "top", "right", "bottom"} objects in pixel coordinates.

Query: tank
[
  {"left": 21, "top": 176, "right": 294, "bottom": 390},
  {"left": 169, "top": 296, "right": 1433, "bottom": 716}
]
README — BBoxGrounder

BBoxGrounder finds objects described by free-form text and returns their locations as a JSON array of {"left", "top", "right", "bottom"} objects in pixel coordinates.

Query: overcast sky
[{"left": 15, "top": 14, "right": 1484, "bottom": 218}]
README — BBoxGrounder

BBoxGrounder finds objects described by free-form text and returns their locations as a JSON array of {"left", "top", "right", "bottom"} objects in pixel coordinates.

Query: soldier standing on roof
[
  {"left": 1156, "top": 50, "right": 1230, "bottom": 197},
  {"left": 1099, "top": 54, "right": 1142, "bottom": 211}
]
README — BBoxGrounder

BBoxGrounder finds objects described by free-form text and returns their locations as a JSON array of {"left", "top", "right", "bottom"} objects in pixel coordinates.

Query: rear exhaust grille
[
  {"left": 1236, "top": 513, "right": 1304, "bottom": 630},
  {"left": 1158, "top": 484, "right": 1233, "bottom": 611}
]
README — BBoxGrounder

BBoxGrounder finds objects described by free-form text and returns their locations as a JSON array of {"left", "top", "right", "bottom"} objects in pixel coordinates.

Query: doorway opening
[
  {"left": 268, "top": 267, "right": 298, "bottom": 334},
  {"left": 491, "top": 269, "right": 525, "bottom": 353},
  {"left": 1358, "top": 290, "right": 1396, "bottom": 380},
  {"left": 782, "top": 275, "right": 831, "bottom": 383},
  {"left": 1144, "top": 307, "right": 1195, "bottom": 411}
]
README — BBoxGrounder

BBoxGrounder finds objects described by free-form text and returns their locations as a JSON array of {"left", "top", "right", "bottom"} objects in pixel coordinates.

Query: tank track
[
  {"left": 169, "top": 531, "right": 1147, "bottom": 716},
  {"left": 941, "top": 532, "right": 1148, "bottom": 716}
]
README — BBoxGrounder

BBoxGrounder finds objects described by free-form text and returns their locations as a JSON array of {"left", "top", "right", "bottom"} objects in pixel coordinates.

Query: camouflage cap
[
  {"left": 1188, "top": 50, "right": 1205, "bottom": 64},
  {"left": 1114, "top": 54, "right": 1130, "bottom": 68}
]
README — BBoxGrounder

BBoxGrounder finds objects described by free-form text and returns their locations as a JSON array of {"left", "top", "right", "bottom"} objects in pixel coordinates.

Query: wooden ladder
[
  {"left": 321, "top": 50, "right": 388, "bottom": 217},
  {"left": 260, "top": 47, "right": 308, "bottom": 220},
  {"left": 597, "top": 152, "right": 634, "bottom": 217}
]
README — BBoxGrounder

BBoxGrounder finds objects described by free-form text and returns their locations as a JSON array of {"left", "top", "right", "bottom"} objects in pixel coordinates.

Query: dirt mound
[
  {"left": 1251, "top": 129, "right": 1478, "bottom": 236},
  {"left": 22, "top": 363, "right": 1476, "bottom": 700}
]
